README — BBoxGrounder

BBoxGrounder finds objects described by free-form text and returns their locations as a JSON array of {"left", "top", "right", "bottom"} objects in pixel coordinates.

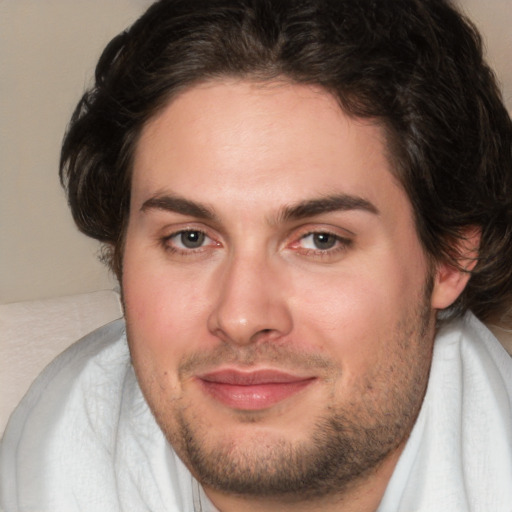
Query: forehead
[{"left": 131, "top": 79, "right": 407, "bottom": 219}]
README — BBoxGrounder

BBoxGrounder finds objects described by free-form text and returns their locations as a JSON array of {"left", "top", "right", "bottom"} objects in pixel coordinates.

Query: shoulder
[
  {"left": 3, "top": 318, "right": 130, "bottom": 435},
  {"left": 436, "top": 312, "right": 512, "bottom": 399},
  {"left": 430, "top": 313, "right": 512, "bottom": 502},
  {"left": 0, "top": 319, "right": 132, "bottom": 509},
  {"left": 379, "top": 312, "right": 512, "bottom": 511}
]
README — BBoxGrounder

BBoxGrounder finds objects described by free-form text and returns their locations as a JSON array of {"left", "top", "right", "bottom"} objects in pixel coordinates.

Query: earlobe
[{"left": 430, "top": 228, "right": 481, "bottom": 310}]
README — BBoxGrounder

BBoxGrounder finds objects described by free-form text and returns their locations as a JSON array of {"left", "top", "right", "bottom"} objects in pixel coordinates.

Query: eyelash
[
  {"left": 292, "top": 231, "right": 353, "bottom": 259},
  {"left": 160, "top": 228, "right": 353, "bottom": 259}
]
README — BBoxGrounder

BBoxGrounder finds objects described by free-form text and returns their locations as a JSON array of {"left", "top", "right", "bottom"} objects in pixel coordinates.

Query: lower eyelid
[{"left": 299, "top": 241, "right": 352, "bottom": 259}]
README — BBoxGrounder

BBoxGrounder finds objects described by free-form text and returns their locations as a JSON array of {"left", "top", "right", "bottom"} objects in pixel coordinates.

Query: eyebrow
[
  {"left": 277, "top": 194, "right": 379, "bottom": 222},
  {"left": 141, "top": 194, "right": 217, "bottom": 220},
  {"left": 140, "top": 192, "right": 379, "bottom": 223}
]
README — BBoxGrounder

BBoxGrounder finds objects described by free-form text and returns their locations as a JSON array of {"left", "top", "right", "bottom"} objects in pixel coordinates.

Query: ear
[{"left": 430, "top": 228, "right": 481, "bottom": 310}]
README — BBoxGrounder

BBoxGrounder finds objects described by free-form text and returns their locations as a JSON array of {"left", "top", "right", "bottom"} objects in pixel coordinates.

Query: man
[{"left": 1, "top": 0, "right": 512, "bottom": 510}]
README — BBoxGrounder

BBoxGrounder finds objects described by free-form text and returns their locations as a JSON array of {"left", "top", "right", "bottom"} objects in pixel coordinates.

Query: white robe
[{"left": 1, "top": 313, "right": 511, "bottom": 511}]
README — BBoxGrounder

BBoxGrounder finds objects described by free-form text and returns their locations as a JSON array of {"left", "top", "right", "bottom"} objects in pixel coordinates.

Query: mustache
[{"left": 178, "top": 342, "right": 338, "bottom": 379}]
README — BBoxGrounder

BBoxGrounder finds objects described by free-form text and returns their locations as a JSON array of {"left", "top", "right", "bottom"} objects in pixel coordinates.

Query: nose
[{"left": 207, "top": 252, "right": 293, "bottom": 346}]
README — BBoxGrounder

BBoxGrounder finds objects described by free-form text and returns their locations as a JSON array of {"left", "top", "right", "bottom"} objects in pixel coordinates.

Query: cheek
[
  {"left": 122, "top": 251, "right": 214, "bottom": 368},
  {"left": 288, "top": 259, "right": 425, "bottom": 371}
]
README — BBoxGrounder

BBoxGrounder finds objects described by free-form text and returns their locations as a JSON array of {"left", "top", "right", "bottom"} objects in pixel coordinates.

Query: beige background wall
[
  {"left": 1, "top": 0, "right": 511, "bottom": 304},
  {"left": 0, "top": 0, "right": 152, "bottom": 304}
]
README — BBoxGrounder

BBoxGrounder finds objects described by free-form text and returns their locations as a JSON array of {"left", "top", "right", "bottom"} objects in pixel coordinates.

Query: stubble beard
[{"left": 134, "top": 282, "right": 435, "bottom": 501}]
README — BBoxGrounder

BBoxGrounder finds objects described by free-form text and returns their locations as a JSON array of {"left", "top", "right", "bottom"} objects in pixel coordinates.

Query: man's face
[{"left": 123, "top": 80, "right": 437, "bottom": 502}]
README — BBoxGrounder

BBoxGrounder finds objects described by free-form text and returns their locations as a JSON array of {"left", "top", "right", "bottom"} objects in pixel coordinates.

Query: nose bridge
[{"left": 207, "top": 246, "right": 292, "bottom": 345}]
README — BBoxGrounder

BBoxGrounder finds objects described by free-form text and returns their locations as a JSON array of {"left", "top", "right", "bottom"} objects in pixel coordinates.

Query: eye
[
  {"left": 290, "top": 230, "right": 353, "bottom": 260},
  {"left": 163, "top": 229, "right": 217, "bottom": 253},
  {"left": 300, "top": 232, "right": 339, "bottom": 251}
]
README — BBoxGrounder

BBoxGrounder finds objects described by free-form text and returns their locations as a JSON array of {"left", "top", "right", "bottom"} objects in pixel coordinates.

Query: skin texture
[{"left": 122, "top": 79, "right": 472, "bottom": 511}]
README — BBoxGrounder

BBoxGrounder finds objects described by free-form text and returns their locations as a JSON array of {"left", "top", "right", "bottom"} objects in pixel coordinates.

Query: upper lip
[{"left": 198, "top": 369, "right": 315, "bottom": 386}]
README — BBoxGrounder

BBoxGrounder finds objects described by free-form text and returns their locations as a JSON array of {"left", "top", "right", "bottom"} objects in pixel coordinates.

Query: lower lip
[{"left": 198, "top": 379, "right": 315, "bottom": 411}]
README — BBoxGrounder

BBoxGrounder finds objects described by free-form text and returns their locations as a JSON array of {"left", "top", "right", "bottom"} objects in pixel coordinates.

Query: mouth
[{"left": 196, "top": 369, "right": 316, "bottom": 411}]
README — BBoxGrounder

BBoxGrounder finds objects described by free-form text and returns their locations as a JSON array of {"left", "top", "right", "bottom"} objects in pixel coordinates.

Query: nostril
[{"left": 249, "top": 328, "right": 280, "bottom": 344}]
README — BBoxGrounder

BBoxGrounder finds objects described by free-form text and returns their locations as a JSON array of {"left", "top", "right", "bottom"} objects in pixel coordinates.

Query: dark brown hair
[{"left": 60, "top": 0, "right": 512, "bottom": 320}]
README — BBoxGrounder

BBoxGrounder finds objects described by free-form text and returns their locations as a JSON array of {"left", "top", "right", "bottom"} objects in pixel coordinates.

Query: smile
[{"left": 196, "top": 369, "right": 316, "bottom": 411}]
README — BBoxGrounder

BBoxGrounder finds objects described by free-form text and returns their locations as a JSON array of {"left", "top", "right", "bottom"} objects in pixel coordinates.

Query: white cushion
[{"left": 0, "top": 290, "right": 122, "bottom": 434}]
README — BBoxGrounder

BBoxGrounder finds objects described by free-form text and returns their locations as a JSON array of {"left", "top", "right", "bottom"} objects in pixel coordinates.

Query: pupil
[
  {"left": 181, "top": 231, "right": 205, "bottom": 248},
  {"left": 313, "top": 233, "right": 336, "bottom": 249}
]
